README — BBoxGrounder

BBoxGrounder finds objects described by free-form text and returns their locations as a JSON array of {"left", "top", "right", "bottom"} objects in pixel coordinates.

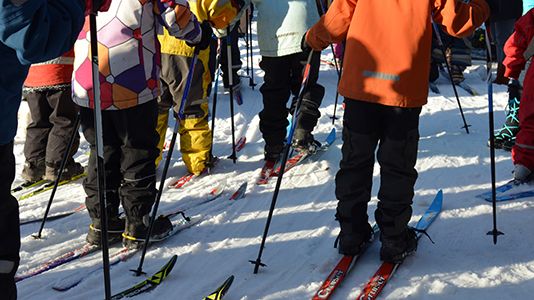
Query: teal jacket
[
  {"left": 251, "top": 0, "right": 320, "bottom": 57},
  {"left": 0, "top": 0, "right": 85, "bottom": 145}
]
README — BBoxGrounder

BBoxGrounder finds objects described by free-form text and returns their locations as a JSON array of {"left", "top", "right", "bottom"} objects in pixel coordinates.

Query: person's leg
[
  {"left": 289, "top": 52, "right": 324, "bottom": 150},
  {"left": 335, "top": 100, "right": 380, "bottom": 255},
  {"left": 259, "top": 55, "right": 292, "bottom": 160},
  {"left": 162, "top": 53, "right": 212, "bottom": 175},
  {"left": 44, "top": 88, "right": 83, "bottom": 180},
  {"left": 22, "top": 90, "right": 52, "bottom": 181},
  {"left": 0, "top": 142, "right": 20, "bottom": 300},
  {"left": 116, "top": 100, "right": 166, "bottom": 248},
  {"left": 375, "top": 105, "right": 421, "bottom": 262},
  {"left": 512, "top": 93, "right": 534, "bottom": 181},
  {"left": 80, "top": 107, "right": 123, "bottom": 245}
]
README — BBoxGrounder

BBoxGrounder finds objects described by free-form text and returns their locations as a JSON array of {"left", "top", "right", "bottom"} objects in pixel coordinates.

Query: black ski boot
[
  {"left": 335, "top": 213, "right": 373, "bottom": 256},
  {"left": 122, "top": 215, "right": 173, "bottom": 249},
  {"left": 292, "top": 129, "right": 320, "bottom": 154},
  {"left": 86, "top": 216, "right": 125, "bottom": 246},
  {"left": 379, "top": 228, "right": 417, "bottom": 263}
]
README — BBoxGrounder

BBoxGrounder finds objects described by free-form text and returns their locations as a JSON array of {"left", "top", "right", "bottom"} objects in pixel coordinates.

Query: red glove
[{"left": 84, "top": 0, "right": 113, "bottom": 15}]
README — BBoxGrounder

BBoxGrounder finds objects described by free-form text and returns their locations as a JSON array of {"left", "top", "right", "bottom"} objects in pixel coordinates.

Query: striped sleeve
[{"left": 154, "top": 0, "right": 202, "bottom": 44}]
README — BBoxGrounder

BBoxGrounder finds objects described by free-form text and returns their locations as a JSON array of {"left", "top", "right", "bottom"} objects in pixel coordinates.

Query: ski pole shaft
[
  {"left": 34, "top": 114, "right": 81, "bottom": 239},
  {"left": 250, "top": 51, "right": 318, "bottom": 273},
  {"left": 248, "top": 6, "right": 256, "bottom": 89},
  {"left": 226, "top": 27, "right": 237, "bottom": 163},
  {"left": 132, "top": 48, "right": 200, "bottom": 276},
  {"left": 431, "top": 20, "right": 470, "bottom": 134},
  {"left": 89, "top": 9, "right": 112, "bottom": 299},
  {"left": 483, "top": 27, "right": 503, "bottom": 244},
  {"left": 208, "top": 44, "right": 221, "bottom": 168}
]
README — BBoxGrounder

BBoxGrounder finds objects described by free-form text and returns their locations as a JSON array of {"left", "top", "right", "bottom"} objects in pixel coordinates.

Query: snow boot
[
  {"left": 86, "top": 216, "right": 125, "bottom": 246},
  {"left": 514, "top": 164, "right": 532, "bottom": 183},
  {"left": 264, "top": 144, "right": 284, "bottom": 162},
  {"left": 21, "top": 159, "right": 45, "bottom": 182},
  {"left": 491, "top": 97, "right": 520, "bottom": 151},
  {"left": 292, "top": 129, "right": 321, "bottom": 154},
  {"left": 335, "top": 213, "right": 373, "bottom": 256},
  {"left": 122, "top": 215, "right": 173, "bottom": 249},
  {"left": 379, "top": 227, "right": 417, "bottom": 263},
  {"left": 450, "top": 64, "right": 465, "bottom": 84},
  {"left": 43, "top": 160, "right": 84, "bottom": 182}
]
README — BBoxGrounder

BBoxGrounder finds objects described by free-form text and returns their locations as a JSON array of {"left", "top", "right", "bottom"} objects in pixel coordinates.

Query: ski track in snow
[{"left": 14, "top": 23, "right": 534, "bottom": 300}]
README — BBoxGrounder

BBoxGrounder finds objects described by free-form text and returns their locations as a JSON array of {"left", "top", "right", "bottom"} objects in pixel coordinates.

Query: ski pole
[
  {"left": 226, "top": 26, "right": 237, "bottom": 163},
  {"left": 250, "top": 50, "right": 320, "bottom": 274},
  {"left": 89, "top": 7, "right": 112, "bottom": 299},
  {"left": 33, "top": 114, "right": 81, "bottom": 239},
  {"left": 314, "top": 0, "right": 341, "bottom": 124},
  {"left": 208, "top": 43, "right": 221, "bottom": 170},
  {"left": 131, "top": 48, "right": 200, "bottom": 276},
  {"left": 431, "top": 20, "right": 470, "bottom": 134},
  {"left": 484, "top": 27, "right": 503, "bottom": 244},
  {"left": 247, "top": 5, "right": 256, "bottom": 89}
]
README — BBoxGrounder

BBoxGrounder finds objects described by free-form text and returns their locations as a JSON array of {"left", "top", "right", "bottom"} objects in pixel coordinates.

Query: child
[
  {"left": 156, "top": 0, "right": 245, "bottom": 175},
  {"left": 251, "top": 0, "right": 325, "bottom": 166},
  {"left": 22, "top": 49, "right": 84, "bottom": 183},
  {"left": 305, "top": 0, "right": 488, "bottom": 262},
  {"left": 72, "top": 0, "right": 210, "bottom": 249},
  {"left": 503, "top": 8, "right": 534, "bottom": 182}
]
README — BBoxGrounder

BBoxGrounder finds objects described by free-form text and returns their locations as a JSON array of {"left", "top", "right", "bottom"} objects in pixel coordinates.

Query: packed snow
[{"left": 14, "top": 23, "right": 534, "bottom": 300}]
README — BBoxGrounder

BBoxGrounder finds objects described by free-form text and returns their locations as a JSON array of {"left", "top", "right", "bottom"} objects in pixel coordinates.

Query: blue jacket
[{"left": 0, "top": 0, "right": 85, "bottom": 145}]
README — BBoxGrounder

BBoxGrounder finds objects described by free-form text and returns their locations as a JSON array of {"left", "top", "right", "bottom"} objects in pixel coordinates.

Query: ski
[
  {"left": 438, "top": 68, "right": 478, "bottom": 96},
  {"left": 20, "top": 204, "right": 86, "bottom": 226},
  {"left": 203, "top": 275, "right": 235, "bottom": 300},
  {"left": 429, "top": 82, "right": 440, "bottom": 94},
  {"left": 489, "top": 190, "right": 534, "bottom": 202},
  {"left": 51, "top": 182, "right": 242, "bottom": 291},
  {"left": 168, "top": 158, "right": 220, "bottom": 189},
  {"left": 312, "top": 224, "right": 379, "bottom": 300},
  {"left": 109, "top": 255, "right": 177, "bottom": 300},
  {"left": 355, "top": 190, "right": 443, "bottom": 300},
  {"left": 256, "top": 160, "right": 276, "bottom": 185},
  {"left": 11, "top": 179, "right": 48, "bottom": 193},
  {"left": 272, "top": 128, "right": 336, "bottom": 177},
  {"left": 17, "top": 173, "right": 86, "bottom": 201},
  {"left": 235, "top": 136, "right": 246, "bottom": 152},
  {"left": 476, "top": 179, "right": 534, "bottom": 202},
  {"left": 15, "top": 243, "right": 100, "bottom": 283}
]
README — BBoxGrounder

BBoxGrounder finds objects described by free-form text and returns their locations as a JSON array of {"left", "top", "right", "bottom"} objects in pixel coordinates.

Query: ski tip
[{"left": 433, "top": 190, "right": 443, "bottom": 210}]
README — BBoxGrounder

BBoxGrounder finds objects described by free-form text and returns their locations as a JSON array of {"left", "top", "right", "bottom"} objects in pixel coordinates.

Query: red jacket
[{"left": 24, "top": 49, "right": 74, "bottom": 88}]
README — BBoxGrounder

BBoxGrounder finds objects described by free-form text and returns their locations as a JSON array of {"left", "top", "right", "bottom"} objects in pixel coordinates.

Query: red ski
[
  {"left": 312, "top": 255, "right": 354, "bottom": 300},
  {"left": 355, "top": 262, "right": 397, "bottom": 300}
]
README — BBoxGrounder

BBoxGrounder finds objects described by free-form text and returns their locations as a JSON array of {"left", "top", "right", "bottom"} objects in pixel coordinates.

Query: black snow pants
[
  {"left": 0, "top": 142, "right": 20, "bottom": 300},
  {"left": 258, "top": 52, "right": 324, "bottom": 148},
  {"left": 335, "top": 99, "right": 421, "bottom": 239},
  {"left": 23, "top": 88, "right": 80, "bottom": 168},
  {"left": 80, "top": 100, "right": 159, "bottom": 223}
]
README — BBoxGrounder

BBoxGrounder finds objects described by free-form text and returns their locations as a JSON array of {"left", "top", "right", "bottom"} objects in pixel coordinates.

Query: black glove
[
  {"left": 187, "top": 21, "right": 213, "bottom": 51},
  {"left": 508, "top": 78, "right": 522, "bottom": 101},
  {"left": 301, "top": 32, "right": 312, "bottom": 53}
]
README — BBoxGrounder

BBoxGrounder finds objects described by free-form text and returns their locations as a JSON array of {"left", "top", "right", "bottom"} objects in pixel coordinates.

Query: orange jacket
[
  {"left": 24, "top": 49, "right": 74, "bottom": 88},
  {"left": 306, "top": 0, "right": 489, "bottom": 108}
]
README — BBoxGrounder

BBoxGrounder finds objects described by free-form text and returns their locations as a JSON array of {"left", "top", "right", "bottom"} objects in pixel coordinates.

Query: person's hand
[
  {"left": 508, "top": 78, "right": 522, "bottom": 101},
  {"left": 85, "top": 0, "right": 112, "bottom": 15},
  {"left": 187, "top": 21, "right": 213, "bottom": 51},
  {"left": 301, "top": 32, "right": 312, "bottom": 53}
]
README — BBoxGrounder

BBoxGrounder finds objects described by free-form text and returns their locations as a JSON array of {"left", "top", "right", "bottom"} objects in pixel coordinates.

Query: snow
[{"left": 14, "top": 25, "right": 534, "bottom": 300}]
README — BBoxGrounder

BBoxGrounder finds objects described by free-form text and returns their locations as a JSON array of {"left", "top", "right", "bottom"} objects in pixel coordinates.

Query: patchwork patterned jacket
[{"left": 72, "top": 0, "right": 201, "bottom": 110}]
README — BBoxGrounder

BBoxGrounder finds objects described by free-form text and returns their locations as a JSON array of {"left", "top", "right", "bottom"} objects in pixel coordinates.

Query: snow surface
[{"left": 14, "top": 24, "right": 534, "bottom": 300}]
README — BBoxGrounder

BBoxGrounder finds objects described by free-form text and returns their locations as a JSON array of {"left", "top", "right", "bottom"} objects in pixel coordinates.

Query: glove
[
  {"left": 84, "top": 0, "right": 112, "bottom": 15},
  {"left": 187, "top": 21, "right": 213, "bottom": 51},
  {"left": 301, "top": 32, "right": 312, "bottom": 54},
  {"left": 508, "top": 78, "right": 522, "bottom": 101}
]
